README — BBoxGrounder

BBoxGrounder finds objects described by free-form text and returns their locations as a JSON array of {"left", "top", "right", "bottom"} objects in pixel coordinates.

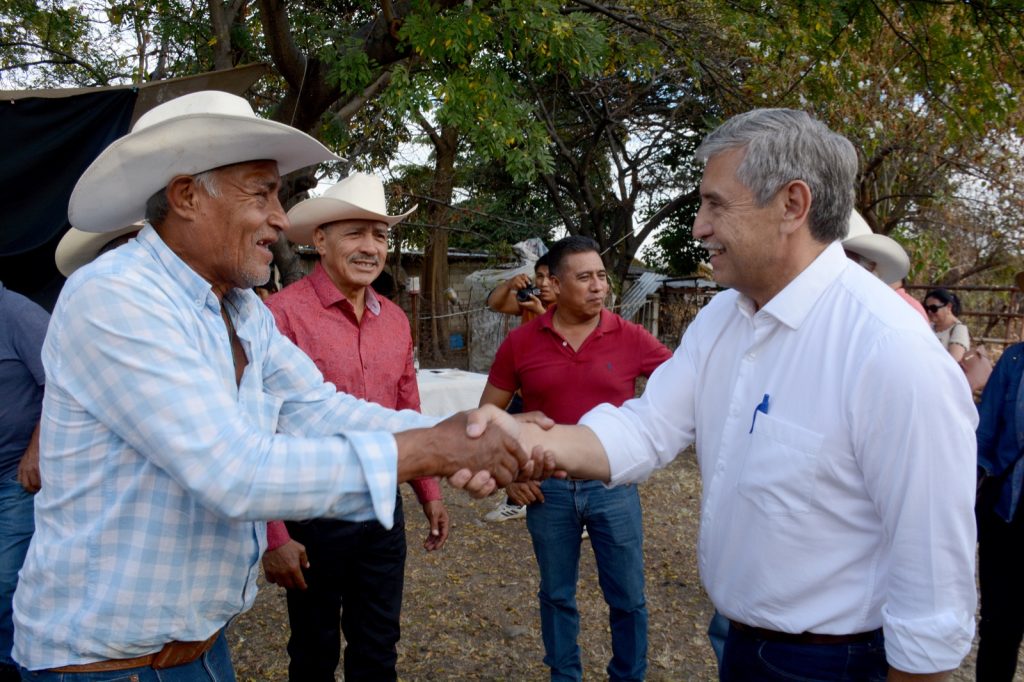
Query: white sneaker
[
  {"left": 581, "top": 526, "right": 589, "bottom": 540},
  {"left": 484, "top": 501, "right": 527, "bottom": 522}
]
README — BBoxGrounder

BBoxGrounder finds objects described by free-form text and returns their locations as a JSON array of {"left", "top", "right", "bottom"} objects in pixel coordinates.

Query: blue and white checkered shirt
[{"left": 13, "top": 225, "right": 435, "bottom": 669}]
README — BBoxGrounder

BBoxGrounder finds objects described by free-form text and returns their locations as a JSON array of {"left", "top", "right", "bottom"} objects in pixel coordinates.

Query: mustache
[{"left": 347, "top": 254, "right": 381, "bottom": 265}]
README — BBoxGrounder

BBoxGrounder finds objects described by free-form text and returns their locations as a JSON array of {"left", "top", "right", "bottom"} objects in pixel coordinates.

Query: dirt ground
[{"left": 228, "top": 452, "right": 1019, "bottom": 681}]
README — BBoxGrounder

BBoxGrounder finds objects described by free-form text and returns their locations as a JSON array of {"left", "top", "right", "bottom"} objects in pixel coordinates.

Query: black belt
[{"left": 729, "top": 619, "right": 881, "bottom": 646}]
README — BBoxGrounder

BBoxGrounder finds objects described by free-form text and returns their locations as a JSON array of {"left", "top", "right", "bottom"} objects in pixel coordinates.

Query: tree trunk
[{"left": 421, "top": 124, "right": 459, "bottom": 361}]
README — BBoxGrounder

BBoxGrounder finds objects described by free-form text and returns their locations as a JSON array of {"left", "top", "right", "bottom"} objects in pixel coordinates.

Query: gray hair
[
  {"left": 144, "top": 170, "right": 221, "bottom": 227},
  {"left": 695, "top": 109, "right": 858, "bottom": 243}
]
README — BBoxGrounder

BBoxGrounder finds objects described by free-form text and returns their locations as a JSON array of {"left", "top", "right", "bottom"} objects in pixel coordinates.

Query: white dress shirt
[{"left": 580, "top": 242, "right": 978, "bottom": 673}]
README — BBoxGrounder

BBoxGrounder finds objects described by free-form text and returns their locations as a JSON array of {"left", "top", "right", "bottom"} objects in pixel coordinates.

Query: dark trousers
[
  {"left": 284, "top": 493, "right": 406, "bottom": 682},
  {"left": 719, "top": 623, "right": 887, "bottom": 681},
  {"left": 977, "top": 503, "right": 1024, "bottom": 681}
]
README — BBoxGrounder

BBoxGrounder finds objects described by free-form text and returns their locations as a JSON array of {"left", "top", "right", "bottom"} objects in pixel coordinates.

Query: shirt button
[
  {"left": 745, "top": 352, "right": 756, "bottom": 360},
  {"left": 562, "top": 341, "right": 567, "bottom": 347}
]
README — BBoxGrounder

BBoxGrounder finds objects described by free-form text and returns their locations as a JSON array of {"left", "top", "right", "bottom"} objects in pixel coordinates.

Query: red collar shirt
[
  {"left": 264, "top": 263, "right": 440, "bottom": 549},
  {"left": 487, "top": 307, "right": 672, "bottom": 424}
]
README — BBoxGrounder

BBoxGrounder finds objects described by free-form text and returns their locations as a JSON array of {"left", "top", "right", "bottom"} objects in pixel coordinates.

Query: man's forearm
[
  {"left": 394, "top": 427, "right": 456, "bottom": 482},
  {"left": 517, "top": 422, "right": 611, "bottom": 481}
]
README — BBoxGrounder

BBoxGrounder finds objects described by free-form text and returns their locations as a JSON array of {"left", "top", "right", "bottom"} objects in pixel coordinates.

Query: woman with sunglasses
[{"left": 924, "top": 288, "right": 970, "bottom": 362}]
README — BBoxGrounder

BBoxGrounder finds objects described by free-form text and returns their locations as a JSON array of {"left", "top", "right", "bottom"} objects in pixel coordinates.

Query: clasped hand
[{"left": 446, "top": 405, "right": 558, "bottom": 497}]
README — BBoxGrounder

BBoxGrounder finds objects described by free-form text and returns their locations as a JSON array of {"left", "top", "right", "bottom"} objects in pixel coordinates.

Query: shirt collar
[
  {"left": 135, "top": 224, "right": 263, "bottom": 328},
  {"left": 739, "top": 240, "right": 848, "bottom": 330},
  {"left": 136, "top": 223, "right": 221, "bottom": 314},
  {"left": 310, "top": 261, "right": 381, "bottom": 317},
  {"left": 539, "top": 306, "right": 613, "bottom": 336}
]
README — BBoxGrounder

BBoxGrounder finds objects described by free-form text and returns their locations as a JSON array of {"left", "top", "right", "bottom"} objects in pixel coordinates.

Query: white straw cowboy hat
[
  {"left": 69, "top": 90, "right": 341, "bottom": 233},
  {"left": 842, "top": 210, "right": 910, "bottom": 285},
  {"left": 55, "top": 223, "right": 143, "bottom": 277},
  {"left": 284, "top": 173, "right": 417, "bottom": 246}
]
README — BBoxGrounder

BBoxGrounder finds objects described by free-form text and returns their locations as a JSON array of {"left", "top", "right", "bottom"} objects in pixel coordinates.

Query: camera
[{"left": 516, "top": 284, "right": 542, "bottom": 302}]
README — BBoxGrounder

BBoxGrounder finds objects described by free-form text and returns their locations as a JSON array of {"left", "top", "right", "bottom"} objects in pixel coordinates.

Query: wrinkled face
[
  {"left": 551, "top": 251, "right": 609, "bottom": 319},
  {"left": 193, "top": 161, "right": 285, "bottom": 295},
  {"left": 534, "top": 264, "right": 556, "bottom": 305},
  {"left": 314, "top": 219, "right": 389, "bottom": 296},
  {"left": 692, "top": 147, "right": 786, "bottom": 306}
]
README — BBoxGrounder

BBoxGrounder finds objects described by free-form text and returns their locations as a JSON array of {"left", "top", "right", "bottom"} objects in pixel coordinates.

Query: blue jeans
[
  {"left": 526, "top": 479, "right": 647, "bottom": 681},
  {"left": 18, "top": 631, "right": 235, "bottom": 681},
  {"left": 0, "top": 476, "right": 34, "bottom": 668},
  {"left": 719, "top": 622, "right": 887, "bottom": 681},
  {"left": 707, "top": 610, "right": 728, "bottom": 668}
]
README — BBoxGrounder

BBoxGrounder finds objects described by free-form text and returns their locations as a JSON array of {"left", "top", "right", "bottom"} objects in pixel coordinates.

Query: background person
[
  {"left": 12, "top": 91, "right": 542, "bottom": 678},
  {"left": 924, "top": 287, "right": 970, "bottom": 362},
  {"left": 975, "top": 341, "right": 1024, "bottom": 681},
  {"left": 260, "top": 173, "right": 449, "bottom": 682},
  {"left": 54, "top": 224, "right": 141, "bottom": 278},
  {"left": 511, "top": 108, "right": 978, "bottom": 681},
  {"left": 0, "top": 282, "right": 48, "bottom": 682},
  {"left": 483, "top": 253, "right": 556, "bottom": 523},
  {"left": 842, "top": 210, "right": 927, "bottom": 322},
  {"left": 481, "top": 235, "right": 672, "bottom": 681},
  {"left": 485, "top": 256, "right": 554, "bottom": 320}
]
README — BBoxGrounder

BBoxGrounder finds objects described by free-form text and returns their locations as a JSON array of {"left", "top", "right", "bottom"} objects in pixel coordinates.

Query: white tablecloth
[{"left": 417, "top": 368, "right": 489, "bottom": 416}]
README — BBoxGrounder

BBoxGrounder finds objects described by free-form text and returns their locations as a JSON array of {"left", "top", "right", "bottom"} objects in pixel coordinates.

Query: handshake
[{"left": 394, "top": 404, "right": 559, "bottom": 497}]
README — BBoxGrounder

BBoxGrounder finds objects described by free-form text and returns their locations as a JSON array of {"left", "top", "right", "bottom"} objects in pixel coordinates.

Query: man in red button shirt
[
  {"left": 480, "top": 235, "right": 672, "bottom": 681},
  {"left": 261, "top": 173, "right": 449, "bottom": 682}
]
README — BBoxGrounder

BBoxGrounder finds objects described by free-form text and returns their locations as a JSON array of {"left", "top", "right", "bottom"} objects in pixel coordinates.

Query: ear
[
  {"left": 549, "top": 273, "right": 562, "bottom": 298},
  {"left": 312, "top": 226, "right": 328, "bottom": 257},
  {"left": 165, "top": 175, "right": 201, "bottom": 222},
  {"left": 779, "top": 179, "right": 812, "bottom": 236}
]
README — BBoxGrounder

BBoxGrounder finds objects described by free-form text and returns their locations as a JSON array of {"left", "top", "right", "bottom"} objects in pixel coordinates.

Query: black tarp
[{"left": 0, "top": 89, "right": 137, "bottom": 309}]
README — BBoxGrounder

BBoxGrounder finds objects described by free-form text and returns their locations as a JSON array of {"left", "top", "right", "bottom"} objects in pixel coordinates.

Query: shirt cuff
[
  {"left": 345, "top": 431, "right": 399, "bottom": 529},
  {"left": 578, "top": 404, "right": 655, "bottom": 486},
  {"left": 882, "top": 605, "right": 975, "bottom": 673},
  {"left": 410, "top": 476, "right": 442, "bottom": 503},
  {"left": 266, "top": 520, "right": 291, "bottom": 551}
]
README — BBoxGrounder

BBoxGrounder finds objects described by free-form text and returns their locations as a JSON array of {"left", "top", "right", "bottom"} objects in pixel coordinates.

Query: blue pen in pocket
[{"left": 749, "top": 393, "right": 770, "bottom": 433}]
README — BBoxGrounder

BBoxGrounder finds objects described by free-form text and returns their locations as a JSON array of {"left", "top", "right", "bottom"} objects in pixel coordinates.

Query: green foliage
[
  {"left": 384, "top": 0, "right": 612, "bottom": 184},
  {"left": 641, "top": 198, "right": 705, "bottom": 276},
  {"left": 4, "top": 0, "right": 1022, "bottom": 289},
  {"left": 707, "top": 0, "right": 1024, "bottom": 283}
]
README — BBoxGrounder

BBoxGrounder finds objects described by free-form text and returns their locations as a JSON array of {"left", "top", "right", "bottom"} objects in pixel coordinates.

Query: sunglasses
[{"left": 924, "top": 303, "right": 948, "bottom": 313}]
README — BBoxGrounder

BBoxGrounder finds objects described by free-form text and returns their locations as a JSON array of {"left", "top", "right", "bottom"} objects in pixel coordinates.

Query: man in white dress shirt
[{"left": 515, "top": 108, "right": 978, "bottom": 680}]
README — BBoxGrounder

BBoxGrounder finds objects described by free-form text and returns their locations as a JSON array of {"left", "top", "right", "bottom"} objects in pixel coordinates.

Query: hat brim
[
  {"left": 843, "top": 234, "right": 910, "bottom": 284},
  {"left": 69, "top": 114, "right": 341, "bottom": 233},
  {"left": 285, "top": 197, "right": 417, "bottom": 246},
  {"left": 55, "top": 224, "right": 142, "bottom": 277}
]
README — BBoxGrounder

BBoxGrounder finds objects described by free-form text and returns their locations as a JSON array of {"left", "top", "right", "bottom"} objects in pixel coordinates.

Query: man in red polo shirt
[
  {"left": 482, "top": 252, "right": 557, "bottom": 522},
  {"left": 480, "top": 235, "right": 672, "bottom": 681},
  {"left": 260, "top": 173, "right": 448, "bottom": 682}
]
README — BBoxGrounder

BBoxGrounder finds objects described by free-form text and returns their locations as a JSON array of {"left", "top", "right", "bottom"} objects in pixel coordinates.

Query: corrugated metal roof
[{"left": 618, "top": 271, "right": 667, "bottom": 321}]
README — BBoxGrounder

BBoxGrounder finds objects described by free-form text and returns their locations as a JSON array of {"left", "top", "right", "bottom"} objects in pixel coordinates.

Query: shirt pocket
[{"left": 739, "top": 412, "right": 824, "bottom": 516}]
